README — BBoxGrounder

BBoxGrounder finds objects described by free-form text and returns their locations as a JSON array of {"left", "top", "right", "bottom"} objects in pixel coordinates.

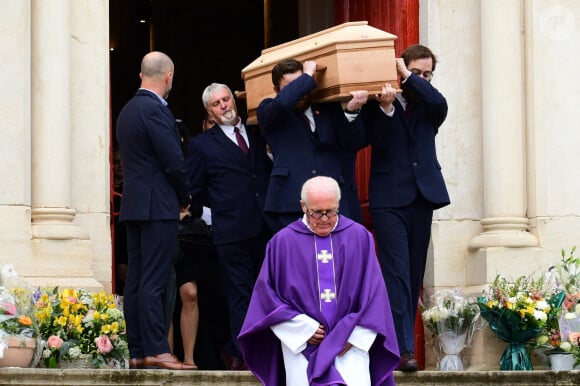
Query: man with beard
[
  {"left": 363, "top": 44, "right": 450, "bottom": 371},
  {"left": 257, "top": 59, "right": 368, "bottom": 232},
  {"left": 187, "top": 83, "right": 273, "bottom": 370},
  {"left": 116, "top": 51, "right": 195, "bottom": 370}
]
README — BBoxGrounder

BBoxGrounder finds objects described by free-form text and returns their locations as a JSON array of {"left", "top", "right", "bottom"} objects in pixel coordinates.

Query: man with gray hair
[
  {"left": 239, "top": 176, "right": 399, "bottom": 385},
  {"left": 188, "top": 83, "right": 273, "bottom": 370}
]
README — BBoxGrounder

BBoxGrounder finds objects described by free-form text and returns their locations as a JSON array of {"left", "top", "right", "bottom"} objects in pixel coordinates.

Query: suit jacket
[
  {"left": 116, "top": 89, "right": 190, "bottom": 222},
  {"left": 364, "top": 74, "right": 450, "bottom": 209},
  {"left": 257, "top": 73, "right": 364, "bottom": 215},
  {"left": 187, "top": 124, "right": 272, "bottom": 245}
]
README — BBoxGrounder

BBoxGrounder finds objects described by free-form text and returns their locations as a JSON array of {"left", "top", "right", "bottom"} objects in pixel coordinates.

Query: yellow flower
[
  {"left": 62, "top": 288, "right": 78, "bottom": 299},
  {"left": 526, "top": 306, "right": 534, "bottom": 314},
  {"left": 71, "top": 302, "right": 85, "bottom": 313},
  {"left": 38, "top": 293, "right": 49, "bottom": 306},
  {"left": 71, "top": 314, "right": 83, "bottom": 327},
  {"left": 93, "top": 311, "right": 101, "bottom": 320},
  {"left": 35, "top": 306, "right": 52, "bottom": 323}
]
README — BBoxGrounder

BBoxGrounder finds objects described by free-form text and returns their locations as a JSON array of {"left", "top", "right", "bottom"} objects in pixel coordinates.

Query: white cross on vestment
[
  {"left": 317, "top": 250, "right": 333, "bottom": 263},
  {"left": 321, "top": 289, "right": 336, "bottom": 303}
]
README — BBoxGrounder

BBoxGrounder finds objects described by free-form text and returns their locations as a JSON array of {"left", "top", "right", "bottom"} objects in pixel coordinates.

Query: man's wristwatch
[{"left": 344, "top": 107, "right": 361, "bottom": 114}]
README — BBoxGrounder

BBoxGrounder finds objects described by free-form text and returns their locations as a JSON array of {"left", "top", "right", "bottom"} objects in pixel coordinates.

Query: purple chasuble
[
  {"left": 238, "top": 216, "right": 400, "bottom": 386},
  {"left": 315, "top": 234, "right": 337, "bottom": 324}
]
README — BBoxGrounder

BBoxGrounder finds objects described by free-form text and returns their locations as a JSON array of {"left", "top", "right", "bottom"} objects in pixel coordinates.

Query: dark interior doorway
[{"left": 109, "top": 0, "right": 300, "bottom": 137}]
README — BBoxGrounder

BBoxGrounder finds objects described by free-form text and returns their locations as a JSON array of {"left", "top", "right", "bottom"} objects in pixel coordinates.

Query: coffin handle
[{"left": 234, "top": 90, "right": 247, "bottom": 99}]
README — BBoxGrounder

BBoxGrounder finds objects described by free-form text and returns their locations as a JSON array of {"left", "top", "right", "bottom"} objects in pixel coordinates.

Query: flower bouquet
[
  {"left": 34, "top": 287, "right": 129, "bottom": 369},
  {"left": 422, "top": 288, "right": 481, "bottom": 370},
  {"left": 534, "top": 246, "right": 580, "bottom": 369},
  {"left": 0, "top": 265, "right": 40, "bottom": 368},
  {"left": 533, "top": 305, "right": 579, "bottom": 369},
  {"left": 477, "top": 274, "right": 565, "bottom": 370}
]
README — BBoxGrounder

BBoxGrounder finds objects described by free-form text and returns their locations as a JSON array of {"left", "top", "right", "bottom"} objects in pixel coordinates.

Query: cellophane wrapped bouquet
[{"left": 422, "top": 288, "right": 482, "bottom": 370}]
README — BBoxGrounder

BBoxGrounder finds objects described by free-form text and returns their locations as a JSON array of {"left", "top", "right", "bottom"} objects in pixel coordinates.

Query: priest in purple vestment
[{"left": 238, "top": 176, "right": 399, "bottom": 386}]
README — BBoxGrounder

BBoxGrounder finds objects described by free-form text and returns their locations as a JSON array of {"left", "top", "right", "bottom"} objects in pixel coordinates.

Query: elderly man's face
[
  {"left": 207, "top": 88, "right": 239, "bottom": 126},
  {"left": 301, "top": 191, "right": 339, "bottom": 237}
]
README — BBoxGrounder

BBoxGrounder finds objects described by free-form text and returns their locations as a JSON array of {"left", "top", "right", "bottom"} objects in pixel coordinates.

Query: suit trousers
[
  {"left": 124, "top": 219, "right": 179, "bottom": 358},
  {"left": 371, "top": 194, "right": 433, "bottom": 354},
  {"left": 216, "top": 231, "right": 269, "bottom": 357}
]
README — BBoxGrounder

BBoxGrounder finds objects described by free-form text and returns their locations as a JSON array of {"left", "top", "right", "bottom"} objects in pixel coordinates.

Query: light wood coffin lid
[{"left": 240, "top": 21, "right": 397, "bottom": 124}]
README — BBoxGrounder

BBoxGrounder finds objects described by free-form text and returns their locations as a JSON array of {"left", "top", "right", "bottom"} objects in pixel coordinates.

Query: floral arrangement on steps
[
  {"left": 477, "top": 274, "right": 566, "bottom": 371},
  {"left": 422, "top": 288, "right": 482, "bottom": 370},
  {"left": 533, "top": 246, "right": 580, "bottom": 369},
  {"left": 34, "top": 287, "right": 129, "bottom": 369},
  {"left": 0, "top": 265, "right": 40, "bottom": 368}
]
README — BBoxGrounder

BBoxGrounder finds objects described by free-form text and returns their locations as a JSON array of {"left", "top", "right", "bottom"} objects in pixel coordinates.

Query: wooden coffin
[{"left": 241, "top": 21, "right": 397, "bottom": 124}]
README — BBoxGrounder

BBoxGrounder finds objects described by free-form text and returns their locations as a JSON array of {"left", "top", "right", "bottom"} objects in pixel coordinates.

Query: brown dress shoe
[
  {"left": 129, "top": 358, "right": 144, "bottom": 369},
  {"left": 397, "top": 352, "right": 419, "bottom": 372},
  {"left": 144, "top": 353, "right": 198, "bottom": 370}
]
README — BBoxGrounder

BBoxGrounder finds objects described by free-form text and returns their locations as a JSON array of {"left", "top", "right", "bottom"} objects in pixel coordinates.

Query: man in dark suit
[
  {"left": 187, "top": 83, "right": 273, "bottom": 370},
  {"left": 257, "top": 58, "right": 369, "bottom": 232},
  {"left": 116, "top": 51, "right": 196, "bottom": 370},
  {"left": 363, "top": 44, "right": 450, "bottom": 371}
]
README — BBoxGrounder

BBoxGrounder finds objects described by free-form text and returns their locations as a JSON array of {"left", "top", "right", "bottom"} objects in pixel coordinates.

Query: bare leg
[
  {"left": 179, "top": 281, "right": 199, "bottom": 367},
  {"left": 168, "top": 322, "right": 174, "bottom": 353}
]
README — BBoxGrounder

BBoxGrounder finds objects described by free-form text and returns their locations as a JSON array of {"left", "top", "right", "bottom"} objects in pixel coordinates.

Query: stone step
[{"left": 1, "top": 369, "right": 580, "bottom": 386}]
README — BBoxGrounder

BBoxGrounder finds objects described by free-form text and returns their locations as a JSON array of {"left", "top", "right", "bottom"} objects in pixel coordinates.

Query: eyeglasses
[
  {"left": 304, "top": 205, "right": 339, "bottom": 220},
  {"left": 409, "top": 68, "right": 433, "bottom": 81}
]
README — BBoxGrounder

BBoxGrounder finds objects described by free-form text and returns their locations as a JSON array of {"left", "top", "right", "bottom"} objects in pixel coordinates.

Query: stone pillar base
[
  {"left": 24, "top": 238, "right": 102, "bottom": 291},
  {"left": 466, "top": 246, "right": 541, "bottom": 284},
  {"left": 468, "top": 217, "right": 538, "bottom": 250},
  {"left": 31, "top": 208, "right": 89, "bottom": 240},
  {"left": 23, "top": 276, "right": 103, "bottom": 292}
]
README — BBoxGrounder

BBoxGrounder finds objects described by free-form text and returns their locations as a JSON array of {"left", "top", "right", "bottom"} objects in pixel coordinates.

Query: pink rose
[
  {"left": 95, "top": 335, "right": 113, "bottom": 354},
  {"left": 569, "top": 332, "right": 580, "bottom": 345},
  {"left": 1, "top": 302, "right": 17, "bottom": 315},
  {"left": 47, "top": 335, "right": 63, "bottom": 349}
]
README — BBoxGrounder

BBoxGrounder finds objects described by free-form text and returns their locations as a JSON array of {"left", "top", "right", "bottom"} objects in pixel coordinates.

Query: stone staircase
[{"left": 1, "top": 368, "right": 580, "bottom": 386}]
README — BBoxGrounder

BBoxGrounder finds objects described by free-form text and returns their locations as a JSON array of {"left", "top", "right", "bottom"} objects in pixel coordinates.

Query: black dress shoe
[
  {"left": 220, "top": 351, "right": 245, "bottom": 370},
  {"left": 397, "top": 352, "right": 419, "bottom": 372}
]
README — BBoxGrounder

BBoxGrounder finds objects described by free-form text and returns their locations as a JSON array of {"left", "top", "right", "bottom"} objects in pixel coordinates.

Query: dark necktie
[
  {"left": 302, "top": 113, "right": 319, "bottom": 143},
  {"left": 405, "top": 102, "right": 413, "bottom": 119},
  {"left": 234, "top": 127, "right": 248, "bottom": 154}
]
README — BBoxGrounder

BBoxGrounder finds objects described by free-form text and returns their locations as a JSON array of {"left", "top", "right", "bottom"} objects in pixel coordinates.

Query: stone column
[
  {"left": 30, "top": 0, "right": 87, "bottom": 240},
  {"left": 469, "top": 0, "right": 537, "bottom": 249}
]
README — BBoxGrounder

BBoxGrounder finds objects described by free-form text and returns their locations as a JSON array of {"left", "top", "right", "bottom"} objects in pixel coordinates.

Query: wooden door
[{"left": 334, "top": 0, "right": 419, "bottom": 228}]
